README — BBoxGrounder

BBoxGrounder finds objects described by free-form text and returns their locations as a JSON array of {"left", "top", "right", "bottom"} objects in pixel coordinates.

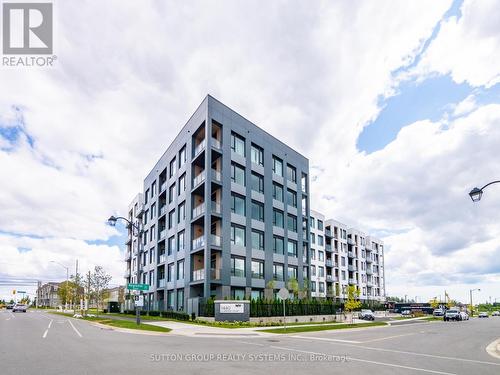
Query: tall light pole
[
  {"left": 50, "top": 260, "right": 69, "bottom": 309},
  {"left": 469, "top": 180, "right": 500, "bottom": 202},
  {"left": 108, "top": 214, "right": 143, "bottom": 325},
  {"left": 469, "top": 288, "right": 480, "bottom": 317}
]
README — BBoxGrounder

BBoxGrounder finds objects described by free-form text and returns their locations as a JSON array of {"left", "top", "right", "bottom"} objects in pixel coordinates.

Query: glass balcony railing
[
  {"left": 159, "top": 229, "right": 166, "bottom": 240},
  {"left": 212, "top": 138, "right": 221, "bottom": 149},
  {"left": 211, "top": 201, "right": 222, "bottom": 214},
  {"left": 160, "top": 181, "right": 167, "bottom": 192},
  {"left": 192, "top": 236, "right": 205, "bottom": 250},
  {"left": 194, "top": 140, "right": 206, "bottom": 157},
  {"left": 159, "top": 205, "right": 167, "bottom": 217},
  {"left": 192, "top": 268, "right": 205, "bottom": 281},
  {"left": 158, "top": 279, "right": 166, "bottom": 288},
  {"left": 210, "top": 234, "right": 221, "bottom": 246},
  {"left": 192, "top": 204, "right": 205, "bottom": 218},
  {"left": 192, "top": 171, "right": 206, "bottom": 187},
  {"left": 158, "top": 254, "right": 166, "bottom": 263},
  {"left": 211, "top": 169, "right": 222, "bottom": 182},
  {"left": 211, "top": 268, "right": 221, "bottom": 280}
]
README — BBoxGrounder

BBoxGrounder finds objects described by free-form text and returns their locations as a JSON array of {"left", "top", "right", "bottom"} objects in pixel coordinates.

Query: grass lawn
[
  {"left": 260, "top": 321, "right": 387, "bottom": 334},
  {"left": 49, "top": 312, "right": 171, "bottom": 333},
  {"left": 421, "top": 316, "right": 444, "bottom": 321}
]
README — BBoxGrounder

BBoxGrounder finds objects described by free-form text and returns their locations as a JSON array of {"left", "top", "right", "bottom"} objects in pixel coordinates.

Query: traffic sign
[
  {"left": 127, "top": 283, "right": 149, "bottom": 291},
  {"left": 134, "top": 295, "right": 144, "bottom": 307},
  {"left": 278, "top": 288, "right": 289, "bottom": 300},
  {"left": 17, "top": 291, "right": 26, "bottom": 294}
]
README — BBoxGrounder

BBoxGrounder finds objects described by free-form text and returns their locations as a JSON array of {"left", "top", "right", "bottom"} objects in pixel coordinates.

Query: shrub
[{"left": 148, "top": 310, "right": 160, "bottom": 317}]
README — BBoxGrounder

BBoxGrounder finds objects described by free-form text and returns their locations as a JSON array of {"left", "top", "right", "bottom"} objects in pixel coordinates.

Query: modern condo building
[{"left": 124, "top": 95, "right": 310, "bottom": 312}]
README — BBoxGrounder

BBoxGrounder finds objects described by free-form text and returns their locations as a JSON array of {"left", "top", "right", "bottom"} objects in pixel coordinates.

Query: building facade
[
  {"left": 124, "top": 95, "right": 311, "bottom": 312},
  {"left": 36, "top": 282, "right": 61, "bottom": 308},
  {"left": 310, "top": 210, "right": 386, "bottom": 303}
]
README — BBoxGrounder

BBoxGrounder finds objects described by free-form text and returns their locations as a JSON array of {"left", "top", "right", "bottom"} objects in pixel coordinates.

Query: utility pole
[{"left": 87, "top": 271, "right": 91, "bottom": 316}]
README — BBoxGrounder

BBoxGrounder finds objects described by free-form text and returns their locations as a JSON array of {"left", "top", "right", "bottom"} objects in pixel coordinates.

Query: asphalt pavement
[{"left": 1, "top": 309, "right": 499, "bottom": 375}]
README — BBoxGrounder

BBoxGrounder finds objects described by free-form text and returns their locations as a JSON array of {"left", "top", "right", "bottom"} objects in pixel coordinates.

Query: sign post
[{"left": 278, "top": 288, "right": 289, "bottom": 332}]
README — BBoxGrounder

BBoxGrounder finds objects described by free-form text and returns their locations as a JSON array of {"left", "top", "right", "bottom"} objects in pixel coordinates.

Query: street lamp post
[
  {"left": 108, "top": 214, "right": 143, "bottom": 325},
  {"left": 469, "top": 180, "right": 500, "bottom": 202},
  {"left": 469, "top": 288, "right": 480, "bottom": 317},
  {"left": 50, "top": 260, "right": 69, "bottom": 310}
]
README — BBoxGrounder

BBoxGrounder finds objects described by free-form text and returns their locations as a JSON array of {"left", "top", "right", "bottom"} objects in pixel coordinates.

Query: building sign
[{"left": 219, "top": 303, "right": 244, "bottom": 314}]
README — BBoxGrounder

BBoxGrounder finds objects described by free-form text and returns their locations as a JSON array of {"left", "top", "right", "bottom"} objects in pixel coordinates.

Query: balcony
[
  {"left": 367, "top": 281, "right": 374, "bottom": 287},
  {"left": 211, "top": 169, "right": 222, "bottom": 183},
  {"left": 158, "top": 279, "right": 166, "bottom": 288},
  {"left": 348, "top": 278, "right": 356, "bottom": 284},
  {"left": 348, "top": 265, "right": 357, "bottom": 272},
  {"left": 192, "top": 204, "right": 205, "bottom": 219},
  {"left": 158, "top": 253, "right": 166, "bottom": 263},
  {"left": 125, "top": 237, "right": 132, "bottom": 245},
  {"left": 366, "top": 257, "right": 373, "bottom": 263},
  {"left": 211, "top": 201, "right": 222, "bottom": 214},
  {"left": 348, "top": 251, "right": 354, "bottom": 258},
  {"left": 160, "top": 181, "right": 167, "bottom": 192},
  {"left": 325, "top": 229, "right": 332, "bottom": 237},
  {"left": 194, "top": 140, "right": 206, "bottom": 157},
  {"left": 366, "top": 269, "right": 373, "bottom": 275},
  {"left": 159, "top": 205, "right": 167, "bottom": 217},
  {"left": 192, "top": 171, "right": 206, "bottom": 187},
  {"left": 325, "top": 259, "right": 333, "bottom": 267},
  {"left": 347, "top": 238, "right": 355, "bottom": 245},
  {"left": 210, "top": 234, "right": 221, "bottom": 247},
  {"left": 211, "top": 268, "right": 221, "bottom": 280},
  {"left": 192, "top": 236, "right": 205, "bottom": 250},
  {"left": 124, "top": 270, "right": 131, "bottom": 278},
  {"left": 325, "top": 244, "right": 332, "bottom": 252},
  {"left": 124, "top": 252, "right": 131, "bottom": 261},
  {"left": 159, "top": 229, "right": 166, "bottom": 240},
  {"left": 212, "top": 138, "right": 222, "bottom": 150},
  {"left": 192, "top": 268, "right": 205, "bottom": 282},
  {"left": 326, "top": 275, "right": 337, "bottom": 282}
]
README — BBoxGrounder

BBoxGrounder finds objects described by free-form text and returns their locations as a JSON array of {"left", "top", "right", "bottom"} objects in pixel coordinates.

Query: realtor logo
[{"left": 2, "top": 2, "right": 53, "bottom": 54}]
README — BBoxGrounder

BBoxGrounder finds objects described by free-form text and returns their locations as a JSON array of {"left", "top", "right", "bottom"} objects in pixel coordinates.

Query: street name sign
[{"left": 127, "top": 283, "right": 149, "bottom": 291}]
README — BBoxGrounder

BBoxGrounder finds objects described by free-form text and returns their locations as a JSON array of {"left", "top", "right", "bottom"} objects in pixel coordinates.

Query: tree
[
  {"left": 90, "top": 266, "right": 112, "bottom": 317},
  {"left": 58, "top": 280, "right": 78, "bottom": 307},
  {"left": 287, "top": 277, "right": 299, "bottom": 298},
  {"left": 429, "top": 298, "right": 439, "bottom": 309},
  {"left": 344, "top": 285, "right": 362, "bottom": 323}
]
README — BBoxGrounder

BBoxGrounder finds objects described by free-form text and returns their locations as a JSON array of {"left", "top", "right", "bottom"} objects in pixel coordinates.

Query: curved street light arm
[
  {"left": 479, "top": 180, "right": 500, "bottom": 191},
  {"left": 113, "top": 216, "right": 141, "bottom": 233}
]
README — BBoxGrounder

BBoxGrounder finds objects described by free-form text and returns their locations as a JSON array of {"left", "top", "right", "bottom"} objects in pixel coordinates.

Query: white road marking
[
  {"left": 6, "top": 318, "right": 10, "bottom": 321},
  {"left": 68, "top": 319, "right": 82, "bottom": 338},
  {"left": 361, "top": 332, "right": 417, "bottom": 343},
  {"left": 42, "top": 319, "right": 53, "bottom": 338},
  {"left": 486, "top": 339, "right": 500, "bottom": 360},
  {"left": 9, "top": 312, "right": 15, "bottom": 319},
  {"left": 269, "top": 345, "right": 457, "bottom": 375},
  {"left": 293, "top": 335, "right": 361, "bottom": 344}
]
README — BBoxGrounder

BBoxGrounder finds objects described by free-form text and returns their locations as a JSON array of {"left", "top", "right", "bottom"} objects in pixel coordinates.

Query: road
[{"left": 1, "top": 309, "right": 499, "bottom": 375}]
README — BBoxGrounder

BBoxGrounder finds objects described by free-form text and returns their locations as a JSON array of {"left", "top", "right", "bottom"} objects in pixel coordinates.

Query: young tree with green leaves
[
  {"left": 344, "top": 285, "right": 362, "bottom": 323},
  {"left": 90, "top": 266, "right": 112, "bottom": 317}
]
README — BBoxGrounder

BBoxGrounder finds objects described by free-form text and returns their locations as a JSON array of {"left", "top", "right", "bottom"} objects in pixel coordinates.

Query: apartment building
[
  {"left": 36, "top": 282, "right": 61, "bottom": 308},
  {"left": 310, "top": 211, "right": 386, "bottom": 303},
  {"left": 124, "top": 95, "right": 310, "bottom": 312}
]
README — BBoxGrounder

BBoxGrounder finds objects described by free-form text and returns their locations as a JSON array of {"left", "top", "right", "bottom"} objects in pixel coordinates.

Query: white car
[
  {"left": 492, "top": 311, "right": 500, "bottom": 316},
  {"left": 459, "top": 311, "right": 469, "bottom": 320},
  {"left": 478, "top": 312, "right": 489, "bottom": 318},
  {"left": 12, "top": 304, "right": 27, "bottom": 313},
  {"left": 359, "top": 309, "right": 375, "bottom": 321}
]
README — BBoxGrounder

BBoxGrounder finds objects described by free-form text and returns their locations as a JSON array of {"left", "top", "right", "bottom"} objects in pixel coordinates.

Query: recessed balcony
[
  {"left": 192, "top": 268, "right": 205, "bottom": 282},
  {"left": 192, "top": 236, "right": 205, "bottom": 251}
]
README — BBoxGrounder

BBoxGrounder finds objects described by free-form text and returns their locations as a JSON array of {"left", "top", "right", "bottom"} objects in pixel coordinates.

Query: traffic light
[{"left": 12, "top": 290, "right": 16, "bottom": 295}]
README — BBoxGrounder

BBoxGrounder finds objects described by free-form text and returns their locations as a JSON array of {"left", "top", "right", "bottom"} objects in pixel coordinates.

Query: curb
[
  {"left": 89, "top": 321, "right": 172, "bottom": 336},
  {"left": 486, "top": 338, "right": 500, "bottom": 360}
]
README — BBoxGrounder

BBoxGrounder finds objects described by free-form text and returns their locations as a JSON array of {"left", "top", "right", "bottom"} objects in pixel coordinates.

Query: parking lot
[{"left": 1, "top": 309, "right": 499, "bottom": 375}]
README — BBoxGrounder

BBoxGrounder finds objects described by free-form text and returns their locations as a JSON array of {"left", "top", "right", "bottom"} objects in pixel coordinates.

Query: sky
[{"left": 1, "top": 0, "right": 500, "bottom": 305}]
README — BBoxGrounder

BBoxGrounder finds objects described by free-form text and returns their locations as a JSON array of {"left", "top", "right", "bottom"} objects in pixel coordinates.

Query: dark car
[{"left": 6, "top": 303, "right": 15, "bottom": 310}]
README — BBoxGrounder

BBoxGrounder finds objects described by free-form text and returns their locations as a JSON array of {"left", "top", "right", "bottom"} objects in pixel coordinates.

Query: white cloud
[{"left": 416, "top": 0, "right": 500, "bottom": 88}]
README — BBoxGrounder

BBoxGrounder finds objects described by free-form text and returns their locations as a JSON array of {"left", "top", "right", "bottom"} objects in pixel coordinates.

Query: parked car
[
  {"left": 444, "top": 308, "right": 461, "bottom": 321},
  {"left": 6, "top": 303, "right": 15, "bottom": 310},
  {"left": 433, "top": 308, "right": 444, "bottom": 317},
  {"left": 459, "top": 311, "right": 469, "bottom": 321},
  {"left": 359, "top": 309, "right": 375, "bottom": 321},
  {"left": 478, "top": 312, "right": 489, "bottom": 318},
  {"left": 401, "top": 310, "right": 412, "bottom": 317},
  {"left": 12, "top": 304, "right": 27, "bottom": 313},
  {"left": 492, "top": 311, "right": 500, "bottom": 316}
]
